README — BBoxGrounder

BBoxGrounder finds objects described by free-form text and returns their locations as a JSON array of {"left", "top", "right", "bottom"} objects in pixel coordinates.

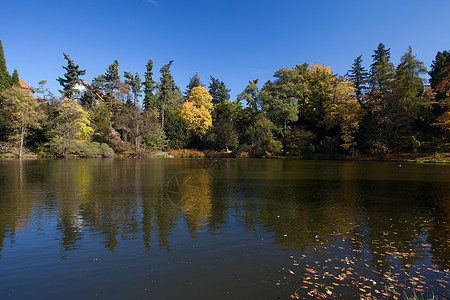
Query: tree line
[{"left": 0, "top": 40, "right": 449, "bottom": 158}]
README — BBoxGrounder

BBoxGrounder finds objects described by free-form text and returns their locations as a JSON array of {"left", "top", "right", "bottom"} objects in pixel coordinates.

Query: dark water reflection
[{"left": 0, "top": 159, "right": 448, "bottom": 299}]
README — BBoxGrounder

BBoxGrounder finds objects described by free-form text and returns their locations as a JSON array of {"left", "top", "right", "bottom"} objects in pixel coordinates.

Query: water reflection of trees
[{"left": 0, "top": 160, "right": 448, "bottom": 272}]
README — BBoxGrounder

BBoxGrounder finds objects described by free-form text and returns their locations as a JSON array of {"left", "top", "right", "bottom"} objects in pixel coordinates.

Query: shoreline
[{"left": 1, "top": 151, "right": 449, "bottom": 164}]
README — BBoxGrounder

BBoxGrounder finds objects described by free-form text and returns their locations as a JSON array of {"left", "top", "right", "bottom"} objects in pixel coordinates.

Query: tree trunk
[
  {"left": 283, "top": 118, "right": 287, "bottom": 156},
  {"left": 135, "top": 136, "right": 139, "bottom": 155},
  {"left": 19, "top": 126, "right": 24, "bottom": 159},
  {"left": 161, "top": 106, "right": 165, "bottom": 129}
]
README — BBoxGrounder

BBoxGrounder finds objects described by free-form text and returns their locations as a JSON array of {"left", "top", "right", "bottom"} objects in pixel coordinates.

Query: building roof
[
  {"left": 82, "top": 80, "right": 104, "bottom": 101},
  {"left": 19, "top": 78, "right": 33, "bottom": 90}
]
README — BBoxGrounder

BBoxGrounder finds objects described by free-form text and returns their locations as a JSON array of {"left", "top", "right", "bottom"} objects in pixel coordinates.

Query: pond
[{"left": 0, "top": 159, "right": 448, "bottom": 299}]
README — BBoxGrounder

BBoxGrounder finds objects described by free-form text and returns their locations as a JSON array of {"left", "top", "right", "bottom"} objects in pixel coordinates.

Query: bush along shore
[{"left": 1, "top": 144, "right": 449, "bottom": 164}]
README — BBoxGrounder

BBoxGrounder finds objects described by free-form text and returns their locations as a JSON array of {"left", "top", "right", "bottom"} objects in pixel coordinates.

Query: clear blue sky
[{"left": 1, "top": 0, "right": 449, "bottom": 102}]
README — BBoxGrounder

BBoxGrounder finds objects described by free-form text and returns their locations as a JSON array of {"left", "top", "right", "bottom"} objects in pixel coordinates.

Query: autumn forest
[{"left": 0, "top": 41, "right": 449, "bottom": 160}]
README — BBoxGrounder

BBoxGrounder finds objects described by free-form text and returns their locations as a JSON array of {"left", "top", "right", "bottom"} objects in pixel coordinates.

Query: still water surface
[{"left": 0, "top": 159, "right": 449, "bottom": 299}]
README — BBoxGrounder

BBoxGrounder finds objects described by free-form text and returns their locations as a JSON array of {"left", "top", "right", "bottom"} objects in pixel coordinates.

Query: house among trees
[
  {"left": 19, "top": 78, "right": 34, "bottom": 97},
  {"left": 73, "top": 79, "right": 104, "bottom": 104}
]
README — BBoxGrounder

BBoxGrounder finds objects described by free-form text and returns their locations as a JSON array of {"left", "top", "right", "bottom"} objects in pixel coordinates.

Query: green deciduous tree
[
  {"left": 56, "top": 53, "right": 86, "bottom": 97},
  {"left": 246, "top": 116, "right": 282, "bottom": 157},
  {"left": 0, "top": 87, "right": 45, "bottom": 158},
  {"left": 113, "top": 103, "right": 163, "bottom": 153},
  {"left": 237, "top": 79, "right": 259, "bottom": 115},
  {"left": 210, "top": 119, "right": 238, "bottom": 151}
]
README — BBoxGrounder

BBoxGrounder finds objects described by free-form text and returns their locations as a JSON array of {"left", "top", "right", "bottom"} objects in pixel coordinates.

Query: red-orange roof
[{"left": 19, "top": 78, "right": 32, "bottom": 89}]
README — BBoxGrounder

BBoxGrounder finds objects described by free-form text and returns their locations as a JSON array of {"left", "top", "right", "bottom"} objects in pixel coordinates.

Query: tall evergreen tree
[
  {"left": 124, "top": 71, "right": 142, "bottom": 105},
  {"left": 56, "top": 53, "right": 86, "bottom": 97},
  {"left": 395, "top": 46, "right": 427, "bottom": 119},
  {"left": 208, "top": 76, "right": 230, "bottom": 105},
  {"left": 184, "top": 72, "right": 202, "bottom": 99},
  {"left": 91, "top": 59, "right": 120, "bottom": 99},
  {"left": 0, "top": 40, "right": 11, "bottom": 91},
  {"left": 142, "top": 58, "right": 157, "bottom": 110},
  {"left": 429, "top": 50, "right": 450, "bottom": 101},
  {"left": 104, "top": 59, "right": 120, "bottom": 96},
  {"left": 157, "top": 60, "right": 182, "bottom": 128},
  {"left": 348, "top": 55, "right": 369, "bottom": 103},
  {"left": 370, "top": 43, "right": 395, "bottom": 93},
  {"left": 11, "top": 69, "right": 20, "bottom": 87}
]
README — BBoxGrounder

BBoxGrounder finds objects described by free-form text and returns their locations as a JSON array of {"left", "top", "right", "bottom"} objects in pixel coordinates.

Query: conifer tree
[
  {"left": 395, "top": 46, "right": 427, "bottom": 119},
  {"left": 142, "top": 58, "right": 157, "bottom": 110},
  {"left": 11, "top": 69, "right": 20, "bottom": 87},
  {"left": 184, "top": 72, "right": 202, "bottom": 99},
  {"left": 429, "top": 50, "right": 450, "bottom": 101},
  {"left": 208, "top": 76, "right": 230, "bottom": 105},
  {"left": 124, "top": 71, "right": 142, "bottom": 105},
  {"left": 56, "top": 53, "right": 86, "bottom": 97},
  {"left": 104, "top": 59, "right": 120, "bottom": 96},
  {"left": 157, "top": 60, "right": 182, "bottom": 128},
  {"left": 348, "top": 55, "right": 368, "bottom": 103},
  {"left": 0, "top": 40, "right": 11, "bottom": 91},
  {"left": 370, "top": 43, "right": 395, "bottom": 93}
]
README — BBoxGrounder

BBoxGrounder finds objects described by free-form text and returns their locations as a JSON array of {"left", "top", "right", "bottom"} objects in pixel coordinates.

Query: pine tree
[
  {"left": 56, "top": 53, "right": 86, "bottom": 97},
  {"left": 208, "top": 76, "right": 230, "bottom": 105},
  {"left": 370, "top": 43, "right": 395, "bottom": 93},
  {"left": 348, "top": 55, "right": 369, "bottom": 103},
  {"left": 0, "top": 40, "right": 11, "bottom": 91},
  {"left": 104, "top": 59, "right": 120, "bottom": 96},
  {"left": 124, "top": 71, "right": 142, "bottom": 105},
  {"left": 11, "top": 69, "right": 20, "bottom": 87},
  {"left": 184, "top": 72, "right": 202, "bottom": 99},
  {"left": 429, "top": 50, "right": 450, "bottom": 101},
  {"left": 157, "top": 60, "right": 182, "bottom": 128},
  {"left": 142, "top": 58, "right": 157, "bottom": 110}
]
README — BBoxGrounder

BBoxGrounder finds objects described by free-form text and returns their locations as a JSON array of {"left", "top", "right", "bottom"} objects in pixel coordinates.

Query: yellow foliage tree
[
  {"left": 325, "top": 78, "right": 364, "bottom": 150},
  {"left": 52, "top": 97, "right": 94, "bottom": 156},
  {"left": 179, "top": 86, "right": 213, "bottom": 136}
]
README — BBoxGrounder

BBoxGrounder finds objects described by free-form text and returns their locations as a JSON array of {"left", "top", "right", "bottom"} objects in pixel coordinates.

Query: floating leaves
[{"left": 282, "top": 229, "right": 450, "bottom": 299}]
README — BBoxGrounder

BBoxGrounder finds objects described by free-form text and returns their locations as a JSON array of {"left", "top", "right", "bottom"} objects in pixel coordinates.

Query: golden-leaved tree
[
  {"left": 325, "top": 78, "right": 364, "bottom": 150},
  {"left": 179, "top": 86, "right": 213, "bottom": 137},
  {"left": 50, "top": 97, "right": 93, "bottom": 156}
]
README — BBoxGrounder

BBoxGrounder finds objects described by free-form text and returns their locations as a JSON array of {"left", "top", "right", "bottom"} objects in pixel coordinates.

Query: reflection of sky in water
[{"left": 0, "top": 159, "right": 448, "bottom": 299}]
